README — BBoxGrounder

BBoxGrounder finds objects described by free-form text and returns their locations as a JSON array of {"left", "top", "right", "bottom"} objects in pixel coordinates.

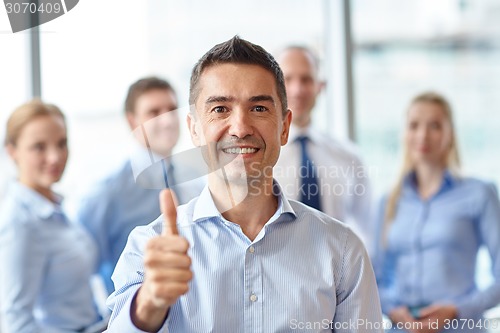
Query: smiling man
[{"left": 106, "top": 36, "right": 383, "bottom": 333}]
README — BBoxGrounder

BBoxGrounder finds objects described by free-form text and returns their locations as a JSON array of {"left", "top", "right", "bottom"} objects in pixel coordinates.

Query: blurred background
[{"left": 1, "top": 0, "right": 499, "bottom": 328}]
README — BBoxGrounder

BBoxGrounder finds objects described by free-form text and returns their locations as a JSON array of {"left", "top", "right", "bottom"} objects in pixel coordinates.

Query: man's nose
[{"left": 227, "top": 110, "right": 253, "bottom": 139}]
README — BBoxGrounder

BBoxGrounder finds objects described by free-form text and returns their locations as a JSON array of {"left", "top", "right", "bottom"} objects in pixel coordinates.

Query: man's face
[
  {"left": 278, "top": 49, "right": 323, "bottom": 128},
  {"left": 188, "top": 63, "right": 291, "bottom": 185},
  {"left": 127, "top": 88, "right": 180, "bottom": 156}
]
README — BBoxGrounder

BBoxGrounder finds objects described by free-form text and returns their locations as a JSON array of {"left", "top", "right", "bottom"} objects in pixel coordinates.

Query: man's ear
[
  {"left": 280, "top": 109, "right": 292, "bottom": 146},
  {"left": 126, "top": 112, "right": 137, "bottom": 131},
  {"left": 317, "top": 80, "right": 326, "bottom": 94},
  {"left": 187, "top": 112, "right": 201, "bottom": 147}
]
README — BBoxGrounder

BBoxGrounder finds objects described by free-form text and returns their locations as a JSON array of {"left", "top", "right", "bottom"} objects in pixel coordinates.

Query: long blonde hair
[
  {"left": 384, "top": 92, "right": 461, "bottom": 226},
  {"left": 4, "top": 99, "right": 65, "bottom": 147}
]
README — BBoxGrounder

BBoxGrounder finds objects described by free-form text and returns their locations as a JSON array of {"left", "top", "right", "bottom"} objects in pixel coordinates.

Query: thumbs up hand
[{"left": 132, "top": 189, "right": 193, "bottom": 331}]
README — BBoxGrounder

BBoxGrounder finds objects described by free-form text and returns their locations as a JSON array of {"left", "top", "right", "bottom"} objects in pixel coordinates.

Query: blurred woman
[
  {"left": 0, "top": 100, "right": 101, "bottom": 332},
  {"left": 373, "top": 92, "right": 500, "bottom": 332}
]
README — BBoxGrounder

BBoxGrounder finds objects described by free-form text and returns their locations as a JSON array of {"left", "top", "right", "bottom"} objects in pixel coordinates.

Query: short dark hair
[
  {"left": 189, "top": 36, "right": 288, "bottom": 115},
  {"left": 125, "top": 77, "right": 175, "bottom": 114}
]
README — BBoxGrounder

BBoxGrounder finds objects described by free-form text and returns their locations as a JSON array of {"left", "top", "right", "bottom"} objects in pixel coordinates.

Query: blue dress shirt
[
  {"left": 0, "top": 181, "right": 99, "bottom": 333},
  {"left": 106, "top": 182, "right": 383, "bottom": 333},
  {"left": 373, "top": 171, "right": 500, "bottom": 332},
  {"left": 75, "top": 156, "right": 204, "bottom": 294}
]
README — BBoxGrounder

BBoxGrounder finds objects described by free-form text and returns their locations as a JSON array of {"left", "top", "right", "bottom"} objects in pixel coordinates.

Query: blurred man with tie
[
  {"left": 274, "top": 46, "right": 372, "bottom": 248},
  {"left": 75, "top": 77, "right": 204, "bottom": 295}
]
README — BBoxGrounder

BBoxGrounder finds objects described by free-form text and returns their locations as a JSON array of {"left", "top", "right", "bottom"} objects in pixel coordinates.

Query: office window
[
  {"left": 352, "top": 0, "right": 500, "bottom": 192},
  {"left": 0, "top": 16, "right": 31, "bottom": 201}
]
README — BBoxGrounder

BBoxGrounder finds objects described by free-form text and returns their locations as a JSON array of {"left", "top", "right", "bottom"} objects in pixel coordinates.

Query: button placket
[{"left": 244, "top": 243, "right": 262, "bottom": 333}]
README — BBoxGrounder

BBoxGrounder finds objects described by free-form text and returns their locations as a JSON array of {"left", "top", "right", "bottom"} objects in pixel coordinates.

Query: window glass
[{"left": 0, "top": 13, "right": 30, "bottom": 201}]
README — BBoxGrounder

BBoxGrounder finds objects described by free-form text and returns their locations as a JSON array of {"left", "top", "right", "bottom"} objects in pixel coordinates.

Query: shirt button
[
  {"left": 249, "top": 246, "right": 255, "bottom": 253},
  {"left": 250, "top": 294, "right": 258, "bottom": 302}
]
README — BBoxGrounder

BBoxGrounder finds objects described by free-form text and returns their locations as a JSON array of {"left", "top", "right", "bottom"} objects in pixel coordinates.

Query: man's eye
[
  {"left": 301, "top": 77, "right": 314, "bottom": 85},
  {"left": 59, "top": 139, "right": 68, "bottom": 149},
  {"left": 212, "top": 106, "right": 227, "bottom": 113},
  {"left": 252, "top": 106, "right": 268, "bottom": 112},
  {"left": 429, "top": 122, "right": 441, "bottom": 130},
  {"left": 148, "top": 110, "right": 160, "bottom": 118}
]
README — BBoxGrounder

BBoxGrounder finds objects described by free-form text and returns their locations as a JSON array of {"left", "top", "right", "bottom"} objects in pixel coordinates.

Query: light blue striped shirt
[
  {"left": 0, "top": 181, "right": 99, "bottom": 333},
  {"left": 373, "top": 171, "right": 500, "bottom": 332},
  {"left": 106, "top": 182, "right": 383, "bottom": 332}
]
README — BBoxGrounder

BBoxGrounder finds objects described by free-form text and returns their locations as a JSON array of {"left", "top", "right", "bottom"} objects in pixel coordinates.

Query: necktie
[
  {"left": 161, "top": 159, "right": 182, "bottom": 202},
  {"left": 296, "top": 136, "right": 322, "bottom": 211},
  {"left": 161, "top": 159, "right": 176, "bottom": 188}
]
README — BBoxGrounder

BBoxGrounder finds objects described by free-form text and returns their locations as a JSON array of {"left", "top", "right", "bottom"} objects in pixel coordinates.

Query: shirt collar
[
  {"left": 267, "top": 181, "right": 297, "bottom": 225},
  {"left": 404, "top": 169, "right": 456, "bottom": 193},
  {"left": 129, "top": 143, "right": 170, "bottom": 186},
  {"left": 9, "top": 181, "right": 64, "bottom": 220},
  {"left": 191, "top": 180, "right": 297, "bottom": 224},
  {"left": 288, "top": 124, "right": 319, "bottom": 145}
]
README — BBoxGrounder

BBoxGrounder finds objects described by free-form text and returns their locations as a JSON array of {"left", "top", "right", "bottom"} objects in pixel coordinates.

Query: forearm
[
  {"left": 455, "top": 284, "right": 500, "bottom": 319},
  {"left": 131, "top": 287, "right": 170, "bottom": 332}
]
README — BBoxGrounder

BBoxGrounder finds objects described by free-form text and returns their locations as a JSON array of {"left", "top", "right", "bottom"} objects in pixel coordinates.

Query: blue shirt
[
  {"left": 373, "top": 171, "right": 500, "bottom": 327},
  {"left": 0, "top": 182, "right": 99, "bottom": 333},
  {"left": 75, "top": 156, "right": 204, "bottom": 294},
  {"left": 106, "top": 182, "right": 383, "bottom": 333}
]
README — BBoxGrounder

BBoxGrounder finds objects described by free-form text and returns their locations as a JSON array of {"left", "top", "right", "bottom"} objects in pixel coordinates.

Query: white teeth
[{"left": 223, "top": 147, "right": 258, "bottom": 154}]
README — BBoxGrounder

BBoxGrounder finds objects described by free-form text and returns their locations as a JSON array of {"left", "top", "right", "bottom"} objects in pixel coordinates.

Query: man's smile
[{"left": 222, "top": 147, "right": 259, "bottom": 154}]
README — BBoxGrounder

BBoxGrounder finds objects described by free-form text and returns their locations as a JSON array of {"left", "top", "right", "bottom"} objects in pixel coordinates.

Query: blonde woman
[
  {"left": 0, "top": 100, "right": 102, "bottom": 332},
  {"left": 373, "top": 92, "right": 500, "bottom": 332}
]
